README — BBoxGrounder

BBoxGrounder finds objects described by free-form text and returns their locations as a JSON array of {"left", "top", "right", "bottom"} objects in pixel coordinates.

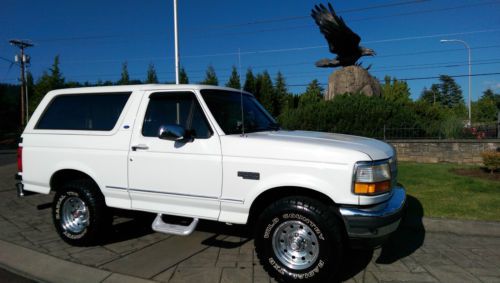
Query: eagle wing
[{"left": 311, "top": 3, "right": 361, "bottom": 57}]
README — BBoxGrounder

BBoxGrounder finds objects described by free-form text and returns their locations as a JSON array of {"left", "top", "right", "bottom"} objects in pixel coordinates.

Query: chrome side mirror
[{"left": 158, "top": 125, "right": 186, "bottom": 141}]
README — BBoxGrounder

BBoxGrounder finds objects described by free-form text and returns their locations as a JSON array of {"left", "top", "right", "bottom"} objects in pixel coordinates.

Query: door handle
[{"left": 131, "top": 144, "right": 149, "bottom": 151}]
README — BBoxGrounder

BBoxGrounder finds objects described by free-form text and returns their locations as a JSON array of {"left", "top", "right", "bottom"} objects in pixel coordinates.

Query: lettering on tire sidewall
[
  {"left": 55, "top": 191, "right": 88, "bottom": 239},
  {"left": 263, "top": 212, "right": 328, "bottom": 279}
]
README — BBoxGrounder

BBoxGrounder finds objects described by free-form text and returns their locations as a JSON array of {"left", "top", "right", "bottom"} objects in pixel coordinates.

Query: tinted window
[
  {"left": 36, "top": 92, "right": 131, "bottom": 131},
  {"left": 142, "top": 92, "right": 212, "bottom": 138},
  {"left": 201, "top": 89, "right": 277, "bottom": 134}
]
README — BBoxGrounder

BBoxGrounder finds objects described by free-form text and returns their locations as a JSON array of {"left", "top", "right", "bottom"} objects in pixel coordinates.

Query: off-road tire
[
  {"left": 255, "top": 196, "right": 343, "bottom": 282},
  {"left": 52, "top": 179, "right": 111, "bottom": 246}
]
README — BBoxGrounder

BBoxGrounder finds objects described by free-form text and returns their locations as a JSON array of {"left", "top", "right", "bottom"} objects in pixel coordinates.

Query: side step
[{"left": 151, "top": 214, "right": 199, "bottom": 236}]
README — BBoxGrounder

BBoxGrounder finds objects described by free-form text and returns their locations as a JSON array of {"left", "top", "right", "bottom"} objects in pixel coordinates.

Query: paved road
[
  {"left": 1, "top": 161, "right": 500, "bottom": 282},
  {"left": 0, "top": 267, "right": 36, "bottom": 283},
  {"left": 0, "top": 152, "right": 15, "bottom": 167}
]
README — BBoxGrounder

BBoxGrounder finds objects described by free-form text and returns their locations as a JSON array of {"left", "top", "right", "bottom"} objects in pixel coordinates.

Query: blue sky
[{"left": 1, "top": 0, "right": 500, "bottom": 101}]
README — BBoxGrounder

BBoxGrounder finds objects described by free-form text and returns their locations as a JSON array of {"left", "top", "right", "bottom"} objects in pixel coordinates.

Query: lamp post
[
  {"left": 173, "top": 0, "right": 179, "bottom": 84},
  {"left": 440, "top": 39, "right": 471, "bottom": 127}
]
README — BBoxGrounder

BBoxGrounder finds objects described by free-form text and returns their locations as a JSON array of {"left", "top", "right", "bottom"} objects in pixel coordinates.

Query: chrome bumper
[{"left": 339, "top": 187, "right": 406, "bottom": 239}]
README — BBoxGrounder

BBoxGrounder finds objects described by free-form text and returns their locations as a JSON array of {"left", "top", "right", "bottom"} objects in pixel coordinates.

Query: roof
[{"left": 46, "top": 84, "right": 247, "bottom": 95}]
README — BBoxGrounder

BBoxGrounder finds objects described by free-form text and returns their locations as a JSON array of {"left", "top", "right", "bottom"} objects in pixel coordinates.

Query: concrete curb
[
  {"left": 423, "top": 217, "right": 500, "bottom": 237},
  {"left": 0, "top": 239, "right": 156, "bottom": 283}
]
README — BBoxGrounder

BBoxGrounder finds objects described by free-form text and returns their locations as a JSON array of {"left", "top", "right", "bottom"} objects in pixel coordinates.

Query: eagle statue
[{"left": 311, "top": 3, "right": 375, "bottom": 68}]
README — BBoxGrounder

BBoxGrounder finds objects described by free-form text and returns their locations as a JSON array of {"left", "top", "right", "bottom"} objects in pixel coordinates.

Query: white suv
[{"left": 16, "top": 84, "right": 405, "bottom": 282}]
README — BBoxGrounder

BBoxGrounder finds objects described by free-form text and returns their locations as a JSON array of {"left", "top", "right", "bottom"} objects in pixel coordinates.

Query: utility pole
[{"left": 9, "top": 39, "right": 33, "bottom": 127}]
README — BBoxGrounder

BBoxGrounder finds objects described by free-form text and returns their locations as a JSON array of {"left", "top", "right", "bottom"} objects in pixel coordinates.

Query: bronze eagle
[{"left": 311, "top": 3, "right": 375, "bottom": 68}]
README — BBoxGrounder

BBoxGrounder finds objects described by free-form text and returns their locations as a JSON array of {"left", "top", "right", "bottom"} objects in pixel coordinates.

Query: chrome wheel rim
[
  {"left": 61, "top": 196, "right": 89, "bottom": 233},
  {"left": 272, "top": 220, "right": 320, "bottom": 270}
]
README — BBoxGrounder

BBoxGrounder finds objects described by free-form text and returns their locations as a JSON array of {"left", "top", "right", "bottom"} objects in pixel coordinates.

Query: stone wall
[{"left": 388, "top": 139, "right": 500, "bottom": 164}]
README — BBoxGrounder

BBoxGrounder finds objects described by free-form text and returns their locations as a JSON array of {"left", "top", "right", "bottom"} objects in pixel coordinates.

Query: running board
[{"left": 151, "top": 214, "right": 199, "bottom": 236}]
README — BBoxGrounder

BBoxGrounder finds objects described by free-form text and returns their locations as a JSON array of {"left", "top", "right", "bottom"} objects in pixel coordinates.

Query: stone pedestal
[{"left": 326, "top": 65, "right": 381, "bottom": 100}]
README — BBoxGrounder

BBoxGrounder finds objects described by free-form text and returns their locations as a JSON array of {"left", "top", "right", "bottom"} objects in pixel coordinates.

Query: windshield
[{"left": 200, "top": 89, "right": 279, "bottom": 135}]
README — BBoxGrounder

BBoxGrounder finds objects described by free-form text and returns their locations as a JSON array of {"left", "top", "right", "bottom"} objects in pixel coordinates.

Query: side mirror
[{"left": 158, "top": 125, "right": 186, "bottom": 141}]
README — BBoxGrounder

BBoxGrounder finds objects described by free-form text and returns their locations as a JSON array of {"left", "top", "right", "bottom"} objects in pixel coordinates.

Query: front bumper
[{"left": 339, "top": 186, "right": 406, "bottom": 247}]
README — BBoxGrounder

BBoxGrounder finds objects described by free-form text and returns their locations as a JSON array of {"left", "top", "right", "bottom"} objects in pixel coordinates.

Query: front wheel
[
  {"left": 52, "top": 179, "right": 111, "bottom": 246},
  {"left": 255, "top": 197, "right": 344, "bottom": 282}
]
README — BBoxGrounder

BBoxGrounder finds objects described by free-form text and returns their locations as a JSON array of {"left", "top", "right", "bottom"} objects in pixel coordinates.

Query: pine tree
[
  {"left": 420, "top": 75, "right": 464, "bottom": 108},
  {"left": 179, "top": 67, "right": 189, "bottom": 84},
  {"left": 31, "top": 56, "right": 66, "bottom": 111},
  {"left": 256, "top": 71, "right": 274, "bottom": 113},
  {"left": 201, "top": 65, "right": 218, "bottom": 86},
  {"left": 299, "top": 79, "right": 323, "bottom": 107},
  {"left": 225, "top": 66, "right": 241, "bottom": 89},
  {"left": 273, "top": 71, "right": 288, "bottom": 116},
  {"left": 118, "top": 62, "right": 130, "bottom": 85},
  {"left": 472, "top": 88, "right": 499, "bottom": 122},
  {"left": 243, "top": 68, "right": 256, "bottom": 95},
  {"left": 146, "top": 63, "right": 158, "bottom": 84}
]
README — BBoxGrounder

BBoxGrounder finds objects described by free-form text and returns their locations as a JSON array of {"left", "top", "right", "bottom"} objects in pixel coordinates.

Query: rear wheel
[
  {"left": 255, "top": 196, "right": 343, "bottom": 282},
  {"left": 52, "top": 179, "right": 111, "bottom": 246}
]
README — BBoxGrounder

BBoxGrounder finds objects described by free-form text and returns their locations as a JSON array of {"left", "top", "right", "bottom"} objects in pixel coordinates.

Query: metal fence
[{"left": 380, "top": 122, "right": 500, "bottom": 140}]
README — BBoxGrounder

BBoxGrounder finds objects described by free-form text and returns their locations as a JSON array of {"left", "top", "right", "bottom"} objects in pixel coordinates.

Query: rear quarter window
[{"left": 35, "top": 92, "right": 131, "bottom": 131}]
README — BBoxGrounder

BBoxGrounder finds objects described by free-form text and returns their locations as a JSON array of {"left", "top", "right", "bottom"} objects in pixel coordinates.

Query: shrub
[{"left": 481, "top": 150, "right": 500, "bottom": 173}]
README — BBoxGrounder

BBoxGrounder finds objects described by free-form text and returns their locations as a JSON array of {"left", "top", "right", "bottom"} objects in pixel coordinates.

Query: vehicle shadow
[
  {"left": 102, "top": 209, "right": 156, "bottom": 245},
  {"left": 376, "top": 194, "right": 425, "bottom": 264},
  {"left": 196, "top": 220, "right": 252, "bottom": 248},
  {"left": 339, "top": 194, "right": 425, "bottom": 281}
]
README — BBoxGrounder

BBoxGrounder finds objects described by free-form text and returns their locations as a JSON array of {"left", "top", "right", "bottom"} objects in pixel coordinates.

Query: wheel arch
[
  {"left": 50, "top": 169, "right": 101, "bottom": 194},
  {"left": 248, "top": 186, "right": 343, "bottom": 226}
]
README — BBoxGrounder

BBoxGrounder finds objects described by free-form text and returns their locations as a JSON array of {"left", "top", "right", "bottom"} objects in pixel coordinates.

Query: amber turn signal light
[{"left": 354, "top": 181, "right": 391, "bottom": 195}]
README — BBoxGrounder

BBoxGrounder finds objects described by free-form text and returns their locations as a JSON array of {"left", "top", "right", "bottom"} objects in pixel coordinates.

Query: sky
[{"left": 1, "top": 0, "right": 500, "bottom": 101}]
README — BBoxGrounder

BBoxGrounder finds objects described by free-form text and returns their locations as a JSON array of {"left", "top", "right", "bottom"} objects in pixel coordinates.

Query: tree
[
  {"left": 243, "top": 68, "right": 256, "bottom": 95},
  {"left": 420, "top": 75, "right": 464, "bottom": 108},
  {"left": 472, "top": 89, "right": 499, "bottom": 122},
  {"left": 201, "top": 65, "right": 218, "bottom": 86},
  {"left": 299, "top": 79, "right": 323, "bottom": 107},
  {"left": 117, "top": 62, "right": 130, "bottom": 85},
  {"left": 146, "top": 63, "right": 158, "bottom": 84},
  {"left": 381, "top": 76, "right": 411, "bottom": 104},
  {"left": 179, "top": 67, "right": 189, "bottom": 84},
  {"left": 225, "top": 66, "right": 241, "bottom": 89},
  {"left": 420, "top": 85, "right": 440, "bottom": 105},
  {"left": 273, "top": 71, "right": 288, "bottom": 116},
  {"left": 31, "top": 56, "right": 65, "bottom": 112},
  {"left": 255, "top": 71, "right": 274, "bottom": 112}
]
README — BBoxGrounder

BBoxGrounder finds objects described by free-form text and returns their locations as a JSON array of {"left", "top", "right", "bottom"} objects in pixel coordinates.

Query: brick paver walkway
[{"left": 1, "top": 159, "right": 500, "bottom": 282}]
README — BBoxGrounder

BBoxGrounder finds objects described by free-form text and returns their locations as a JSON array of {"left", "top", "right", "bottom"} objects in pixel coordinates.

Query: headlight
[{"left": 353, "top": 161, "right": 391, "bottom": 195}]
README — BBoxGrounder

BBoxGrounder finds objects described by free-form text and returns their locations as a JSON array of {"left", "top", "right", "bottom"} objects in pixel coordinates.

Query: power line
[
  {"left": 188, "top": 0, "right": 430, "bottom": 32},
  {"left": 18, "top": 0, "right": 499, "bottom": 44},
  {"left": 26, "top": 0, "right": 429, "bottom": 44},
  {"left": 287, "top": 72, "right": 500, "bottom": 87},
  {"left": 188, "top": 1, "right": 500, "bottom": 39}
]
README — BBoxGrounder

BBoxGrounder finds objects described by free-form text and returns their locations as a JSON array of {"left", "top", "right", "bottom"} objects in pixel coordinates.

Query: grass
[{"left": 398, "top": 162, "right": 500, "bottom": 221}]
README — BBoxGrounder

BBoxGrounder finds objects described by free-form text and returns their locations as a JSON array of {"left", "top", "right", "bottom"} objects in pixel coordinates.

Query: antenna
[{"left": 238, "top": 48, "right": 245, "bottom": 136}]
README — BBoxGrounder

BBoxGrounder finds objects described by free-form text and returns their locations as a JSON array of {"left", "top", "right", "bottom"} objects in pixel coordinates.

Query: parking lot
[{"left": 1, "top": 153, "right": 500, "bottom": 283}]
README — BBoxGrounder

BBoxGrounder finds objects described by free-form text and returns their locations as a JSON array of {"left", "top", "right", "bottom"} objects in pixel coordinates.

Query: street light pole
[
  {"left": 173, "top": 0, "right": 180, "bottom": 84},
  {"left": 440, "top": 39, "right": 472, "bottom": 126}
]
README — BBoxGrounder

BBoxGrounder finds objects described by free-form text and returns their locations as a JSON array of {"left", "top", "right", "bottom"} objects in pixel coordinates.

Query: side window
[
  {"left": 142, "top": 92, "right": 212, "bottom": 139},
  {"left": 36, "top": 92, "right": 131, "bottom": 131}
]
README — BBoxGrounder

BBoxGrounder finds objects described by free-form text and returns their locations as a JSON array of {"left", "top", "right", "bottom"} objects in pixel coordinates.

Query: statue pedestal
[{"left": 326, "top": 66, "right": 381, "bottom": 100}]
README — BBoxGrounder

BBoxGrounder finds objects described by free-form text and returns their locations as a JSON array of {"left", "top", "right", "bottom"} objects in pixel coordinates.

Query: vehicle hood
[{"left": 221, "top": 130, "right": 394, "bottom": 163}]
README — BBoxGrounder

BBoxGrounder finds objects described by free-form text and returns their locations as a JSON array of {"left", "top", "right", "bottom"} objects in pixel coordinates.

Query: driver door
[{"left": 128, "top": 90, "right": 222, "bottom": 219}]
